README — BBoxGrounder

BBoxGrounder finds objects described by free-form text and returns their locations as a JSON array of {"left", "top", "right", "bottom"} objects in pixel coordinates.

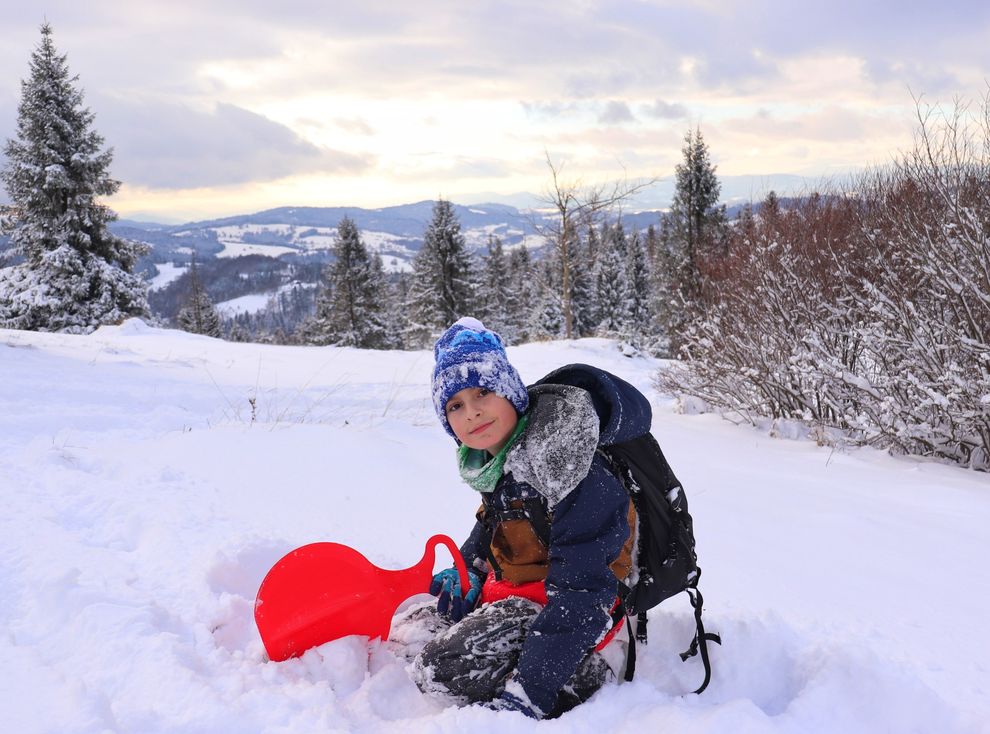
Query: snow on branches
[
  {"left": 0, "top": 23, "right": 148, "bottom": 334},
  {"left": 658, "top": 97, "right": 990, "bottom": 471}
]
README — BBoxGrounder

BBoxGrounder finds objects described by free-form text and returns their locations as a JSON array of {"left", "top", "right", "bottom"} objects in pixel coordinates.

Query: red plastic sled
[{"left": 255, "top": 534, "right": 469, "bottom": 662}]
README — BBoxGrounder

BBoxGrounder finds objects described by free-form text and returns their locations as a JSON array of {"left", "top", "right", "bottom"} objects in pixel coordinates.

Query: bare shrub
[{"left": 659, "top": 94, "right": 990, "bottom": 470}]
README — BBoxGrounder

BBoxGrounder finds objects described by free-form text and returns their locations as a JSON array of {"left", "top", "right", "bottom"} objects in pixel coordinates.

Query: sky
[{"left": 1, "top": 1, "right": 988, "bottom": 223}]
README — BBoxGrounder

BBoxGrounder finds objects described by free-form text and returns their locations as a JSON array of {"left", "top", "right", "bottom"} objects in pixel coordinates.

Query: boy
[{"left": 404, "top": 317, "right": 652, "bottom": 719}]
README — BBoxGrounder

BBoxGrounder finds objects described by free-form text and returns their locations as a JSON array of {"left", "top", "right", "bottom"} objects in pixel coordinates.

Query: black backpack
[{"left": 601, "top": 433, "right": 721, "bottom": 692}]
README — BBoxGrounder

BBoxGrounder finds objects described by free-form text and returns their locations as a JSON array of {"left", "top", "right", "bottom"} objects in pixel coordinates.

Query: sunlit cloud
[{"left": 0, "top": 1, "right": 988, "bottom": 220}]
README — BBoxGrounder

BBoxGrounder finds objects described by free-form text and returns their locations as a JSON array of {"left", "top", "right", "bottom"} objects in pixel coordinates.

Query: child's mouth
[{"left": 470, "top": 420, "right": 495, "bottom": 435}]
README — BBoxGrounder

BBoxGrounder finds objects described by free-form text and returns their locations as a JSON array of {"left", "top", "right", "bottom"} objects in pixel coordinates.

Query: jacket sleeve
[
  {"left": 512, "top": 455, "right": 629, "bottom": 715},
  {"left": 458, "top": 518, "right": 490, "bottom": 577}
]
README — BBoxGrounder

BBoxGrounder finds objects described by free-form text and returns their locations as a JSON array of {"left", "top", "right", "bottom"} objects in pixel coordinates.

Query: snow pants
[{"left": 401, "top": 596, "right": 613, "bottom": 718}]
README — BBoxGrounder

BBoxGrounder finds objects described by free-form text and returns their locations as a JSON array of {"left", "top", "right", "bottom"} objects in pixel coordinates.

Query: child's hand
[{"left": 430, "top": 567, "right": 484, "bottom": 622}]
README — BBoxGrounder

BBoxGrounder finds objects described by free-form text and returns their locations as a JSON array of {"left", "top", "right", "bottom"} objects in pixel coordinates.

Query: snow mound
[{"left": 1, "top": 325, "right": 987, "bottom": 733}]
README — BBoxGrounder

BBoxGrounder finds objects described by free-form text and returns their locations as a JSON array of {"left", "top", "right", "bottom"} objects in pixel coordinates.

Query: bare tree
[{"left": 532, "top": 153, "right": 657, "bottom": 339}]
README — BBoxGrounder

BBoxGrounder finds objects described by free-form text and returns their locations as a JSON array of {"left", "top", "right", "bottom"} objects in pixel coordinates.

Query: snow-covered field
[
  {"left": 1, "top": 321, "right": 987, "bottom": 734},
  {"left": 147, "top": 263, "right": 187, "bottom": 291},
  {"left": 214, "top": 292, "right": 276, "bottom": 316},
  {"left": 207, "top": 223, "right": 419, "bottom": 268}
]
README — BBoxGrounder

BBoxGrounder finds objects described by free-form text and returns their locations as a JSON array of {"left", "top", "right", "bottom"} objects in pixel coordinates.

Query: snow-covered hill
[
  {"left": 1, "top": 321, "right": 987, "bottom": 734},
  {"left": 113, "top": 201, "right": 554, "bottom": 269}
]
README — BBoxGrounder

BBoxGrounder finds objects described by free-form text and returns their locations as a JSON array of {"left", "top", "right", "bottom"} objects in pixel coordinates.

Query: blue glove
[{"left": 430, "top": 567, "right": 484, "bottom": 622}]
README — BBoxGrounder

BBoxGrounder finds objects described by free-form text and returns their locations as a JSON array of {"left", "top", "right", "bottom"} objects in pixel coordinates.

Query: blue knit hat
[{"left": 431, "top": 317, "right": 529, "bottom": 439}]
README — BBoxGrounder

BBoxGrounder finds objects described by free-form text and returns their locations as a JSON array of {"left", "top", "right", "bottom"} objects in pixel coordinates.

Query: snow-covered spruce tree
[
  {"left": 595, "top": 220, "right": 631, "bottom": 337},
  {"left": 302, "top": 217, "right": 388, "bottom": 348},
  {"left": 624, "top": 228, "right": 652, "bottom": 346},
  {"left": 478, "top": 235, "right": 513, "bottom": 339},
  {"left": 404, "top": 199, "right": 473, "bottom": 347},
  {"left": 368, "top": 252, "right": 400, "bottom": 348},
  {"left": 227, "top": 323, "right": 250, "bottom": 342},
  {"left": 0, "top": 24, "right": 148, "bottom": 333},
  {"left": 176, "top": 259, "right": 222, "bottom": 337},
  {"left": 528, "top": 260, "right": 565, "bottom": 340},
  {"left": 562, "top": 229, "right": 598, "bottom": 338},
  {"left": 655, "top": 127, "right": 726, "bottom": 353},
  {"left": 505, "top": 244, "right": 534, "bottom": 343},
  {"left": 386, "top": 270, "right": 412, "bottom": 349}
]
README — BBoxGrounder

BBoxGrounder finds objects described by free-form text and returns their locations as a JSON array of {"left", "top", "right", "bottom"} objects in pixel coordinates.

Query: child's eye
[
  {"left": 446, "top": 402, "right": 461, "bottom": 414},
  {"left": 478, "top": 388, "right": 490, "bottom": 397}
]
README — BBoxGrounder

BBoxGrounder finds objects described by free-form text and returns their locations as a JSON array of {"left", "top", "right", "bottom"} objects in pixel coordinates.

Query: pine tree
[
  {"left": 528, "top": 260, "right": 565, "bottom": 340},
  {"left": 655, "top": 126, "right": 726, "bottom": 353},
  {"left": 176, "top": 259, "right": 222, "bottom": 337},
  {"left": 0, "top": 24, "right": 148, "bottom": 333},
  {"left": 227, "top": 323, "right": 250, "bottom": 342},
  {"left": 644, "top": 224, "right": 660, "bottom": 274},
  {"left": 404, "top": 199, "right": 473, "bottom": 347},
  {"left": 559, "top": 228, "right": 596, "bottom": 338},
  {"left": 302, "top": 217, "right": 388, "bottom": 348},
  {"left": 578, "top": 223, "right": 603, "bottom": 332},
  {"left": 366, "top": 252, "right": 396, "bottom": 348},
  {"left": 595, "top": 221, "right": 631, "bottom": 336},
  {"left": 479, "top": 235, "right": 513, "bottom": 338},
  {"left": 387, "top": 270, "right": 412, "bottom": 349},
  {"left": 506, "top": 245, "right": 534, "bottom": 343},
  {"left": 624, "top": 228, "right": 651, "bottom": 337}
]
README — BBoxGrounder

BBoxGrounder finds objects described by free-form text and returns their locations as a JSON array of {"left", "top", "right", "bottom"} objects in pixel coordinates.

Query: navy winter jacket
[{"left": 459, "top": 364, "right": 653, "bottom": 714}]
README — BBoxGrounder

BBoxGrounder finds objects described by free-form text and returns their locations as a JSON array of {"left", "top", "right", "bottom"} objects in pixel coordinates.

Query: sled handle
[{"left": 422, "top": 534, "right": 472, "bottom": 598}]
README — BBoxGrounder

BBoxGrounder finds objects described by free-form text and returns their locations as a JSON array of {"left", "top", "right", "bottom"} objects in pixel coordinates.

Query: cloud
[
  {"left": 861, "top": 59, "right": 961, "bottom": 96},
  {"left": 5, "top": 2, "right": 988, "bottom": 112},
  {"left": 723, "top": 106, "right": 883, "bottom": 143},
  {"left": 331, "top": 117, "right": 376, "bottom": 136},
  {"left": 521, "top": 101, "right": 582, "bottom": 120},
  {"left": 598, "top": 100, "right": 635, "bottom": 125},
  {"left": 92, "top": 98, "right": 372, "bottom": 189},
  {"left": 642, "top": 99, "right": 689, "bottom": 120},
  {"left": 391, "top": 155, "right": 515, "bottom": 181},
  {"left": 3, "top": 0, "right": 990, "bottom": 215}
]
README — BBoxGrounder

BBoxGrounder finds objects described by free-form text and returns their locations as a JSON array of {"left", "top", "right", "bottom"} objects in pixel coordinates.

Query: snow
[
  {"left": 214, "top": 292, "right": 275, "bottom": 316},
  {"left": 214, "top": 224, "right": 295, "bottom": 238},
  {"left": 205, "top": 223, "right": 421, "bottom": 260},
  {"left": 147, "top": 262, "right": 187, "bottom": 291},
  {"left": 1, "top": 323, "right": 988, "bottom": 734},
  {"left": 215, "top": 241, "right": 298, "bottom": 259},
  {"left": 504, "top": 383, "right": 600, "bottom": 507}
]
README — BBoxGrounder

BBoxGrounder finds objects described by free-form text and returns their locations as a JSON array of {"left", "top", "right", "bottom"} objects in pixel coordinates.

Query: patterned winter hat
[{"left": 431, "top": 317, "right": 529, "bottom": 439}]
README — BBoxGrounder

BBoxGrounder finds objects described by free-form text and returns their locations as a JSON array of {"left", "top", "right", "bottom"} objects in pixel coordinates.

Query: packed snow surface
[{"left": 1, "top": 320, "right": 988, "bottom": 734}]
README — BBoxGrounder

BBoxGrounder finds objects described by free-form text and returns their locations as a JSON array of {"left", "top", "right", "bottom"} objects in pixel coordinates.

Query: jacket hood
[
  {"left": 504, "top": 383, "right": 600, "bottom": 508},
  {"left": 533, "top": 363, "right": 652, "bottom": 446}
]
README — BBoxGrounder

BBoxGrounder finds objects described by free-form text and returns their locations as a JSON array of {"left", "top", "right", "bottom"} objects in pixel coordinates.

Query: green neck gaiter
[{"left": 457, "top": 413, "right": 530, "bottom": 493}]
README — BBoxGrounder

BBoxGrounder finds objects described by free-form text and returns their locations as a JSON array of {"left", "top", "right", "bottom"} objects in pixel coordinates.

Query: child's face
[{"left": 445, "top": 387, "right": 519, "bottom": 454}]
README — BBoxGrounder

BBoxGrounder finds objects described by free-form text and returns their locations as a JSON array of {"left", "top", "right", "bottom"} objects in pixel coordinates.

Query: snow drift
[{"left": 1, "top": 320, "right": 987, "bottom": 733}]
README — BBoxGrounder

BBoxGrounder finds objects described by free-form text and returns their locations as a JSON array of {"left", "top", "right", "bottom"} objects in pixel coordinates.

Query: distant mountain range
[
  {"left": 1, "top": 184, "right": 812, "bottom": 279},
  {"left": 109, "top": 200, "right": 671, "bottom": 271},
  {"left": 3, "top": 173, "right": 826, "bottom": 269}
]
